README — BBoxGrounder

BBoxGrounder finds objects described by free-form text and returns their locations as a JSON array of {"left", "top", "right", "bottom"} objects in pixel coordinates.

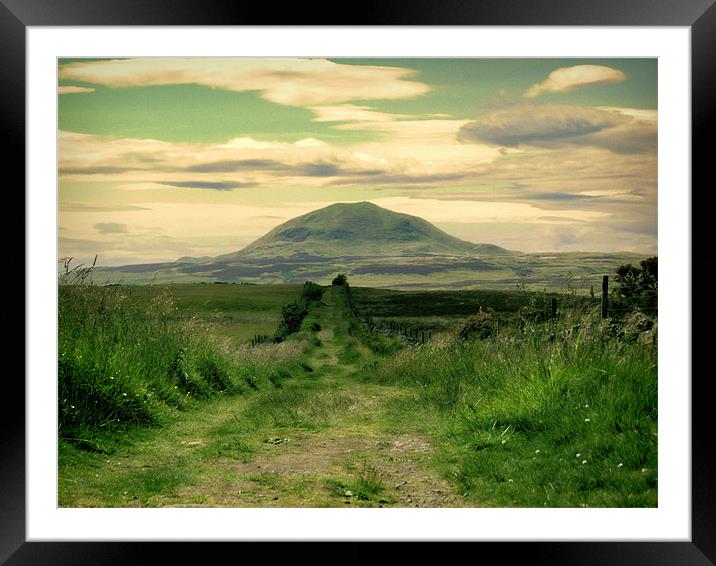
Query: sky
[{"left": 58, "top": 58, "right": 657, "bottom": 266}]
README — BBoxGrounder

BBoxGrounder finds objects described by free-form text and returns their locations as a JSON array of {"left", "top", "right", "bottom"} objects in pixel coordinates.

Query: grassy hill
[
  {"left": 92, "top": 202, "right": 647, "bottom": 290},
  {"left": 222, "top": 201, "right": 511, "bottom": 259}
]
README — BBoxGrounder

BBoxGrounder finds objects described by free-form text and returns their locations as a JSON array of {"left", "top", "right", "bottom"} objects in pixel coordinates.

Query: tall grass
[
  {"left": 58, "top": 280, "right": 302, "bottom": 442},
  {"left": 362, "top": 306, "right": 658, "bottom": 506},
  {"left": 335, "top": 284, "right": 404, "bottom": 355}
]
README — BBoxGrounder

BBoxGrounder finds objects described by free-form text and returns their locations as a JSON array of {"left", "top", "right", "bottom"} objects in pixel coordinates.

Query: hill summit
[{"left": 227, "top": 201, "right": 509, "bottom": 259}]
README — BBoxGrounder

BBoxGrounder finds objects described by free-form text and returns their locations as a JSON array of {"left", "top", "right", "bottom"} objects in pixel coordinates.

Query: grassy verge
[
  {"left": 57, "top": 284, "right": 387, "bottom": 507},
  {"left": 360, "top": 307, "right": 658, "bottom": 507},
  {"left": 58, "top": 282, "right": 311, "bottom": 449}
]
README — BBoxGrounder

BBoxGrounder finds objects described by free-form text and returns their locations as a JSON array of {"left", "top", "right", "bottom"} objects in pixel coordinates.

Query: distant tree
[
  {"left": 332, "top": 273, "right": 348, "bottom": 286},
  {"left": 274, "top": 302, "right": 309, "bottom": 341},
  {"left": 611, "top": 256, "right": 657, "bottom": 316},
  {"left": 301, "top": 281, "right": 324, "bottom": 301}
]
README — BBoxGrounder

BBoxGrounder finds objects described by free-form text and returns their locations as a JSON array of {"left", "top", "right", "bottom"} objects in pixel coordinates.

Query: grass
[
  {"left": 94, "top": 249, "right": 648, "bottom": 293},
  {"left": 243, "top": 381, "right": 355, "bottom": 430},
  {"left": 58, "top": 279, "right": 309, "bottom": 446},
  {"left": 59, "top": 285, "right": 385, "bottom": 508},
  {"left": 352, "top": 458, "right": 386, "bottom": 500},
  {"left": 324, "top": 459, "right": 389, "bottom": 504},
  {"left": 360, "top": 306, "right": 658, "bottom": 507},
  {"left": 111, "top": 283, "right": 304, "bottom": 344},
  {"left": 58, "top": 276, "right": 657, "bottom": 509},
  {"left": 350, "top": 286, "right": 597, "bottom": 337}
]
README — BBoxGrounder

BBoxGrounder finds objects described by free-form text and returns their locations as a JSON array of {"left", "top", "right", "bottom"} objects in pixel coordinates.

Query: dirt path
[
  {"left": 169, "top": 286, "right": 468, "bottom": 507},
  {"left": 60, "top": 286, "right": 470, "bottom": 508}
]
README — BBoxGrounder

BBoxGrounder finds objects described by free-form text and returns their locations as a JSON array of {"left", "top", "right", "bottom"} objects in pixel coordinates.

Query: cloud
[
  {"left": 327, "top": 172, "right": 467, "bottom": 186},
  {"left": 95, "top": 222, "right": 129, "bottom": 234},
  {"left": 158, "top": 181, "right": 254, "bottom": 191},
  {"left": 183, "top": 160, "right": 278, "bottom": 173},
  {"left": 460, "top": 145, "right": 656, "bottom": 206},
  {"left": 339, "top": 118, "right": 501, "bottom": 165},
  {"left": 58, "top": 58, "right": 430, "bottom": 107},
  {"left": 60, "top": 202, "right": 151, "bottom": 212},
  {"left": 524, "top": 65, "right": 626, "bottom": 97},
  {"left": 578, "top": 120, "right": 657, "bottom": 154},
  {"left": 459, "top": 104, "right": 623, "bottom": 146},
  {"left": 597, "top": 106, "right": 657, "bottom": 123},
  {"left": 58, "top": 124, "right": 498, "bottom": 188},
  {"left": 310, "top": 104, "right": 406, "bottom": 122},
  {"left": 366, "top": 196, "right": 610, "bottom": 225},
  {"left": 60, "top": 165, "right": 142, "bottom": 175},
  {"left": 458, "top": 104, "right": 656, "bottom": 154},
  {"left": 537, "top": 216, "right": 586, "bottom": 223},
  {"left": 183, "top": 158, "right": 384, "bottom": 179},
  {"left": 58, "top": 86, "right": 96, "bottom": 94},
  {"left": 528, "top": 192, "right": 594, "bottom": 201}
]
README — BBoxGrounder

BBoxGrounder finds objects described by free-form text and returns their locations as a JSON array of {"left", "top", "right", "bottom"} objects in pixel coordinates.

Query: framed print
[{"left": 8, "top": 0, "right": 712, "bottom": 563}]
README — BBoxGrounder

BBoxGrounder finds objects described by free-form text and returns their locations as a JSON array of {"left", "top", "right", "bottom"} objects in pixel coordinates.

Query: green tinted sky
[
  {"left": 59, "top": 58, "right": 656, "bottom": 144},
  {"left": 58, "top": 57, "right": 657, "bottom": 265}
]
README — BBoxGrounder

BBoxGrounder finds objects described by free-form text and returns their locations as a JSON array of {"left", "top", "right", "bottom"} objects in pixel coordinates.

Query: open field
[
  {"left": 59, "top": 279, "right": 657, "bottom": 508},
  {"left": 112, "top": 283, "right": 302, "bottom": 345},
  {"left": 350, "top": 286, "right": 599, "bottom": 337},
  {"left": 94, "top": 251, "right": 647, "bottom": 292}
]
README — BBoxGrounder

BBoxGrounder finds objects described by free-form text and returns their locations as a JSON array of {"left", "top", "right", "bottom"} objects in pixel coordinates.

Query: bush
[
  {"left": 456, "top": 309, "right": 497, "bottom": 340},
  {"left": 302, "top": 281, "right": 325, "bottom": 302},
  {"left": 274, "top": 301, "right": 309, "bottom": 341},
  {"left": 611, "top": 256, "right": 657, "bottom": 316},
  {"left": 332, "top": 273, "right": 348, "bottom": 286}
]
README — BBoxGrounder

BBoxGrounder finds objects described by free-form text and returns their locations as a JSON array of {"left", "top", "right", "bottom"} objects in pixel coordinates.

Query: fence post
[
  {"left": 601, "top": 275, "right": 609, "bottom": 319},
  {"left": 551, "top": 297, "right": 557, "bottom": 319}
]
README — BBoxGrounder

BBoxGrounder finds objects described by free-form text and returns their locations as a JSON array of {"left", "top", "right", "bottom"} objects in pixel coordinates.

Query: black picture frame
[{"left": 7, "top": 1, "right": 710, "bottom": 564}]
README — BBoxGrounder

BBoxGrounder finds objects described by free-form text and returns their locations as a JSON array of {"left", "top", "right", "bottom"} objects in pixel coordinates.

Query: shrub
[
  {"left": 611, "top": 256, "right": 657, "bottom": 316},
  {"left": 332, "top": 273, "right": 348, "bottom": 286},
  {"left": 274, "top": 301, "right": 309, "bottom": 341},
  {"left": 302, "top": 281, "right": 325, "bottom": 302},
  {"left": 456, "top": 309, "right": 497, "bottom": 340}
]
